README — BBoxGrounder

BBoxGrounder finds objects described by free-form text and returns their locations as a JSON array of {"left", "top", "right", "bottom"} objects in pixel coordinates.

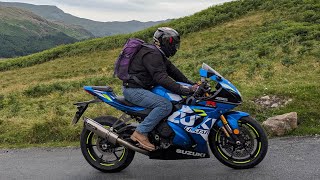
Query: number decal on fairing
[
  {"left": 167, "top": 105, "right": 217, "bottom": 140},
  {"left": 180, "top": 115, "right": 197, "bottom": 126},
  {"left": 167, "top": 112, "right": 199, "bottom": 126}
]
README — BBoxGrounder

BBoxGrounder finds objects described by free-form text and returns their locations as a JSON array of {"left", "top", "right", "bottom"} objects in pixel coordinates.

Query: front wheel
[
  {"left": 209, "top": 116, "right": 268, "bottom": 169},
  {"left": 80, "top": 116, "right": 135, "bottom": 173}
]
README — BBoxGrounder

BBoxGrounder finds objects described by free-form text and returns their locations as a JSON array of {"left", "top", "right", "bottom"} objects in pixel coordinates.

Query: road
[{"left": 0, "top": 136, "right": 319, "bottom": 180}]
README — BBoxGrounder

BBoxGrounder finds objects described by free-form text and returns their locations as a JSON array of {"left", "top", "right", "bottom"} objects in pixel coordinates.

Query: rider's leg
[{"left": 123, "top": 88, "right": 172, "bottom": 150}]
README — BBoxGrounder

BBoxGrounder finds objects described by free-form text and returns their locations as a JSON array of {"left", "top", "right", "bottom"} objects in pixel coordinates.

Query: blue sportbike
[{"left": 72, "top": 63, "right": 268, "bottom": 172}]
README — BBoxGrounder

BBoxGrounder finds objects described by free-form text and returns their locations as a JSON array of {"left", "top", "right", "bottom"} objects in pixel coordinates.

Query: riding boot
[{"left": 130, "top": 131, "right": 155, "bottom": 151}]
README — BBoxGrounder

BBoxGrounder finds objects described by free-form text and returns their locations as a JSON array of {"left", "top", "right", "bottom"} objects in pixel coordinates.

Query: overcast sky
[{"left": 1, "top": 0, "right": 234, "bottom": 22}]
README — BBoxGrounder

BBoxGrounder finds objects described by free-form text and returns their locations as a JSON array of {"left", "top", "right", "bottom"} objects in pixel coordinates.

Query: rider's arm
[
  {"left": 166, "top": 60, "right": 194, "bottom": 85},
  {"left": 143, "top": 52, "right": 191, "bottom": 95}
]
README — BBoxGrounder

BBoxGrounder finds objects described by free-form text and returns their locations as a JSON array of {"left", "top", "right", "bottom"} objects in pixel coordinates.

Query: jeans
[{"left": 123, "top": 87, "right": 173, "bottom": 136}]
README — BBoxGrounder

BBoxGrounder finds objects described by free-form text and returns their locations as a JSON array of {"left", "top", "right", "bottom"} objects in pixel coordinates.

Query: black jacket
[{"left": 124, "top": 45, "right": 192, "bottom": 95}]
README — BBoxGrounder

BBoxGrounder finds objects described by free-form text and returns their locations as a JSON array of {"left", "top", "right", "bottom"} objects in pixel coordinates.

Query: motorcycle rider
[{"left": 123, "top": 27, "right": 197, "bottom": 151}]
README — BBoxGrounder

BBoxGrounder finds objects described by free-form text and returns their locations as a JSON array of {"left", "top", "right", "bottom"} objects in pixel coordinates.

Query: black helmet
[{"left": 153, "top": 27, "right": 180, "bottom": 57}]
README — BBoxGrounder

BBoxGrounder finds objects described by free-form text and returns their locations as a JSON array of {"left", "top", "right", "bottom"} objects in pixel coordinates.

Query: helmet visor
[
  {"left": 175, "top": 41, "right": 180, "bottom": 50},
  {"left": 169, "top": 36, "right": 180, "bottom": 50}
]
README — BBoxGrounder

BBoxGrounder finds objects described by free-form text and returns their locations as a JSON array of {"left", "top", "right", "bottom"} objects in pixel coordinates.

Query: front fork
[{"left": 220, "top": 115, "right": 241, "bottom": 145}]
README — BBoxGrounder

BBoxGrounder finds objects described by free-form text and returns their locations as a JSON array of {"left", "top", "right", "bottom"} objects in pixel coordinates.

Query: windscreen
[{"left": 202, "top": 63, "right": 224, "bottom": 78}]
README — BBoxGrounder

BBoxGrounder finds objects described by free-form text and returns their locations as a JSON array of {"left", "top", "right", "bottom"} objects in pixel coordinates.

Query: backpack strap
[
  {"left": 130, "top": 75, "right": 149, "bottom": 89},
  {"left": 142, "top": 44, "right": 166, "bottom": 57}
]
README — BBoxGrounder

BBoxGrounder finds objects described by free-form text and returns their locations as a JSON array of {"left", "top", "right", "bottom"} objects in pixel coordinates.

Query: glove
[
  {"left": 180, "top": 84, "right": 199, "bottom": 95},
  {"left": 190, "top": 84, "right": 199, "bottom": 92},
  {"left": 180, "top": 85, "right": 192, "bottom": 95}
]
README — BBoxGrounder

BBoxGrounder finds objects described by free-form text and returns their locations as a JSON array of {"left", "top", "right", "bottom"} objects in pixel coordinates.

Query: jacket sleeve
[
  {"left": 142, "top": 52, "right": 187, "bottom": 95},
  {"left": 165, "top": 60, "right": 194, "bottom": 84}
]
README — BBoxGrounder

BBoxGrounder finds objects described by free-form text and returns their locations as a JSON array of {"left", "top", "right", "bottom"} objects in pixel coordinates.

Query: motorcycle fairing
[
  {"left": 166, "top": 102, "right": 247, "bottom": 153},
  {"left": 167, "top": 105, "right": 217, "bottom": 153},
  {"left": 152, "top": 86, "right": 182, "bottom": 102},
  {"left": 149, "top": 145, "right": 210, "bottom": 160},
  {"left": 216, "top": 111, "right": 250, "bottom": 130},
  {"left": 84, "top": 86, "right": 146, "bottom": 112},
  {"left": 151, "top": 82, "right": 190, "bottom": 102},
  {"left": 200, "top": 65, "right": 242, "bottom": 104}
]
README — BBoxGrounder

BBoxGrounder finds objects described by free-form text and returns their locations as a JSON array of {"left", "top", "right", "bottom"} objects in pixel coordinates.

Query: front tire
[
  {"left": 80, "top": 116, "right": 135, "bottom": 173},
  {"left": 209, "top": 116, "right": 268, "bottom": 169}
]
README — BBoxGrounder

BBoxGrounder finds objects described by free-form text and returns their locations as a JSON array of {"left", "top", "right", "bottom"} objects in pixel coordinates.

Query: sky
[{"left": 1, "top": 0, "right": 234, "bottom": 22}]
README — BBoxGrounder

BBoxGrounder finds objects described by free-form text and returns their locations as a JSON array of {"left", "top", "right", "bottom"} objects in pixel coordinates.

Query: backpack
[
  {"left": 114, "top": 38, "right": 145, "bottom": 81},
  {"left": 114, "top": 38, "right": 161, "bottom": 88}
]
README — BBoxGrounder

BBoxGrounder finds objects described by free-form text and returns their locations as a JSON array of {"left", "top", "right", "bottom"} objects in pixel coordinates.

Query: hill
[
  {"left": 0, "top": 6, "right": 93, "bottom": 58},
  {"left": 0, "top": 0, "right": 319, "bottom": 147},
  {"left": 0, "top": 1, "right": 170, "bottom": 37}
]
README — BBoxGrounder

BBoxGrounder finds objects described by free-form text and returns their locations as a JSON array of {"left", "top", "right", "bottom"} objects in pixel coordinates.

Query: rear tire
[
  {"left": 209, "top": 116, "right": 268, "bottom": 169},
  {"left": 80, "top": 116, "right": 135, "bottom": 173}
]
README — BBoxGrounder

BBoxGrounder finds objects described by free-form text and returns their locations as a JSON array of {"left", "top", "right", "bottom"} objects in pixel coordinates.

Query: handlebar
[
  {"left": 193, "top": 81, "right": 210, "bottom": 97},
  {"left": 184, "top": 81, "right": 212, "bottom": 105}
]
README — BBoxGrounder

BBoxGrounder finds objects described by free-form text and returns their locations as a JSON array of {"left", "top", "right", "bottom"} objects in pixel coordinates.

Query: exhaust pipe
[{"left": 83, "top": 117, "right": 150, "bottom": 155}]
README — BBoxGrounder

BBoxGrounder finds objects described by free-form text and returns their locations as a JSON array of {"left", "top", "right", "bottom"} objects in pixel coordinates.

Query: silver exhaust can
[{"left": 83, "top": 117, "right": 149, "bottom": 155}]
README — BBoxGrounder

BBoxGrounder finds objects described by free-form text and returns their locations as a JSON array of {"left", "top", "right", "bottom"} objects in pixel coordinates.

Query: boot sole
[{"left": 130, "top": 135, "right": 155, "bottom": 151}]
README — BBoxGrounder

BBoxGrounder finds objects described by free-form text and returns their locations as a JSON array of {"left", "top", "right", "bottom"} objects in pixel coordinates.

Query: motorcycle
[{"left": 72, "top": 63, "right": 268, "bottom": 172}]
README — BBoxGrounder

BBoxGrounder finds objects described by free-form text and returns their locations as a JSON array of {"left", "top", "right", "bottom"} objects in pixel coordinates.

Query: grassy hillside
[
  {"left": 0, "top": 0, "right": 319, "bottom": 148},
  {"left": 0, "top": 1, "right": 170, "bottom": 37},
  {"left": 0, "top": 6, "right": 93, "bottom": 58}
]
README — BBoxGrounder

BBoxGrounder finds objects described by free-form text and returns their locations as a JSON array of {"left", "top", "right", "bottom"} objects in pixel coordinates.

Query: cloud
[{"left": 1, "top": 0, "right": 234, "bottom": 21}]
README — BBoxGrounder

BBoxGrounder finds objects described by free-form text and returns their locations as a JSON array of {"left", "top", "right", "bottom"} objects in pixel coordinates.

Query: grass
[{"left": 0, "top": 0, "right": 319, "bottom": 148}]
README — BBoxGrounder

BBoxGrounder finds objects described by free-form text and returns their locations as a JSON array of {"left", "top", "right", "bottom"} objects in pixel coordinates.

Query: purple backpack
[
  {"left": 114, "top": 38, "right": 157, "bottom": 82},
  {"left": 114, "top": 38, "right": 145, "bottom": 81}
]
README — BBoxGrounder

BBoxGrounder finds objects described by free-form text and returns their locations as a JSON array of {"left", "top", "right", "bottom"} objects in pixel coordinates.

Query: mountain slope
[
  {"left": 0, "top": 0, "right": 319, "bottom": 146},
  {"left": 0, "top": 1, "right": 170, "bottom": 37},
  {"left": 0, "top": 6, "right": 93, "bottom": 58}
]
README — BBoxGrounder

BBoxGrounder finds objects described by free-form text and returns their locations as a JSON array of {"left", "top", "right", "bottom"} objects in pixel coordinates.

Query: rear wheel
[
  {"left": 209, "top": 116, "right": 268, "bottom": 169},
  {"left": 80, "top": 116, "right": 135, "bottom": 173}
]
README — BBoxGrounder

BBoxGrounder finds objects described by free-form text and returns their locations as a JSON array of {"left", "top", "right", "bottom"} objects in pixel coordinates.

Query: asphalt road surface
[{"left": 1, "top": 136, "right": 319, "bottom": 180}]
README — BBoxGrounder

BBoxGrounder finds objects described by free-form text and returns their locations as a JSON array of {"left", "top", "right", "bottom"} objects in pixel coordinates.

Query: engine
[{"left": 150, "top": 121, "right": 175, "bottom": 149}]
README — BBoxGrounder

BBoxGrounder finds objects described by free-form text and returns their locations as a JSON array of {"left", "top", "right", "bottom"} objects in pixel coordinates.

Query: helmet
[{"left": 153, "top": 27, "right": 180, "bottom": 57}]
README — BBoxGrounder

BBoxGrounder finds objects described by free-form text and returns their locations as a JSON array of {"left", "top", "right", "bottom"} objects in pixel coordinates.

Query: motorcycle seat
[
  {"left": 91, "top": 86, "right": 113, "bottom": 92},
  {"left": 116, "top": 96, "right": 136, "bottom": 107},
  {"left": 116, "top": 96, "right": 152, "bottom": 118}
]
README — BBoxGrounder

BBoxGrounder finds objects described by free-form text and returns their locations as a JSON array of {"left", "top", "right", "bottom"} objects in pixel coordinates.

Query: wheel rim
[
  {"left": 215, "top": 121, "right": 262, "bottom": 164},
  {"left": 86, "top": 130, "right": 127, "bottom": 167}
]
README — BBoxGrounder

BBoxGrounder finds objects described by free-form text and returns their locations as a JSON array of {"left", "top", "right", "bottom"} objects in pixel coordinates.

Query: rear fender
[
  {"left": 216, "top": 111, "right": 250, "bottom": 130},
  {"left": 72, "top": 98, "right": 102, "bottom": 125}
]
